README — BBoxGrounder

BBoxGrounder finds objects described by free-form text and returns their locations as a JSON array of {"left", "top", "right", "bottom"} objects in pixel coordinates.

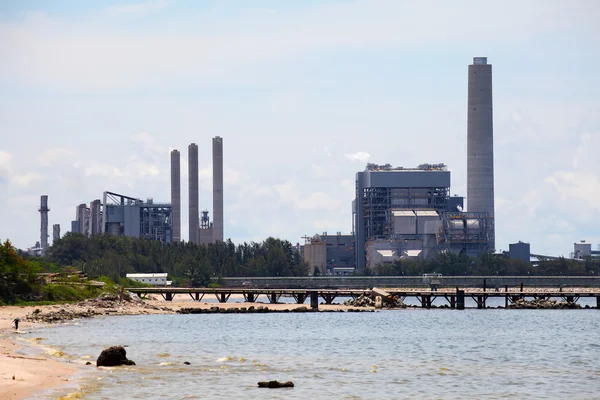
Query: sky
[{"left": 0, "top": 0, "right": 599, "bottom": 257}]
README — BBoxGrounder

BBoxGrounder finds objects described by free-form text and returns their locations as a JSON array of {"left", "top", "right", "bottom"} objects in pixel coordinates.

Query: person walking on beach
[{"left": 13, "top": 317, "right": 20, "bottom": 330}]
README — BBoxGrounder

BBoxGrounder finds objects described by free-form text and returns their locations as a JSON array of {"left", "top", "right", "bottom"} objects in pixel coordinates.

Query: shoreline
[
  {"left": 0, "top": 306, "right": 77, "bottom": 400},
  {"left": 1, "top": 286, "right": 597, "bottom": 398}
]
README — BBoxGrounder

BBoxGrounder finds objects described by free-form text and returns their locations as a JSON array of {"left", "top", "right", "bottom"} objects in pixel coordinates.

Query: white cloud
[
  {"left": 12, "top": 172, "right": 42, "bottom": 186},
  {"left": 105, "top": 1, "right": 169, "bottom": 16},
  {"left": 37, "top": 148, "right": 73, "bottom": 166},
  {"left": 0, "top": 1, "right": 597, "bottom": 92},
  {"left": 345, "top": 151, "right": 370, "bottom": 163}
]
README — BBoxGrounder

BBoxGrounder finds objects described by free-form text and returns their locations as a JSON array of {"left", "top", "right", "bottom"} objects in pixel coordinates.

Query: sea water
[{"left": 24, "top": 308, "right": 600, "bottom": 399}]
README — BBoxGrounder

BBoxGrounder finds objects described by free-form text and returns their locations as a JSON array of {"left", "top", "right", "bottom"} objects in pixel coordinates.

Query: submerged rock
[
  {"left": 96, "top": 346, "right": 136, "bottom": 367},
  {"left": 258, "top": 380, "right": 294, "bottom": 388}
]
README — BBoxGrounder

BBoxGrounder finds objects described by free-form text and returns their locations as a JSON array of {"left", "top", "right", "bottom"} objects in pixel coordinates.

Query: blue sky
[{"left": 0, "top": 0, "right": 599, "bottom": 256}]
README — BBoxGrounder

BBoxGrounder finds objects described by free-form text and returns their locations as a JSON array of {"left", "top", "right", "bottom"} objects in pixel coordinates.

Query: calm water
[{"left": 24, "top": 309, "right": 600, "bottom": 399}]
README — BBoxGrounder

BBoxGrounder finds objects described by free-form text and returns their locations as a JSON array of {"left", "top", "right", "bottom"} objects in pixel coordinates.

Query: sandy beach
[{"left": 1, "top": 286, "right": 598, "bottom": 399}]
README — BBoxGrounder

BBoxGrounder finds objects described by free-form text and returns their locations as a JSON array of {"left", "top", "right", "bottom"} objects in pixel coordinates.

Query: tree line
[
  {"left": 365, "top": 252, "right": 600, "bottom": 277},
  {"left": 45, "top": 233, "right": 309, "bottom": 286}
]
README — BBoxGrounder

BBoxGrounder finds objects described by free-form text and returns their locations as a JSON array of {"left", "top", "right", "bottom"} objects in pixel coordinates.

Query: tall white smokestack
[
  {"left": 467, "top": 56, "right": 495, "bottom": 251},
  {"left": 212, "top": 136, "right": 224, "bottom": 242}
]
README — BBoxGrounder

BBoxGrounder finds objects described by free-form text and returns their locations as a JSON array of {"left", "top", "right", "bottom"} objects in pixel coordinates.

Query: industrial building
[
  {"left": 101, "top": 191, "right": 173, "bottom": 243},
  {"left": 353, "top": 163, "right": 466, "bottom": 269},
  {"left": 126, "top": 273, "right": 170, "bottom": 286},
  {"left": 572, "top": 241, "right": 600, "bottom": 260},
  {"left": 301, "top": 232, "right": 357, "bottom": 275}
]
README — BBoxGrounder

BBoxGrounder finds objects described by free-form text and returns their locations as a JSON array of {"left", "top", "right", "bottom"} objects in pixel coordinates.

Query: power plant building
[
  {"left": 102, "top": 191, "right": 173, "bottom": 243},
  {"left": 351, "top": 163, "right": 495, "bottom": 269}
]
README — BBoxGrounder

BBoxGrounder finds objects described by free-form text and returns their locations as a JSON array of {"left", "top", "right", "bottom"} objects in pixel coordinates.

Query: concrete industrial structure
[
  {"left": 199, "top": 210, "right": 213, "bottom": 245},
  {"left": 212, "top": 136, "right": 224, "bottom": 242},
  {"left": 467, "top": 56, "right": 495, "bottom": 251},
  {"left": 89, "top": 199, "right": 103, "bottom": 236},
  {"left": 102, "top": 191, "right": 173, "bottom": 243},
  {"left": 170, "top": 149, "right": 181, "bottom": 242},
  {"left": 302, "top": 234, "right": 327, "bottom": 275},
  {"left": 302, "top": 233, "right": 356, "bottom": 275},
  {"left": 188, "top": 143, "right": 199, "bottom": 245},
  {"left": 38, "top": 195, "right": 49, "bottom": 254},
  {"left": 52, "top": 224, "right": 60, "bottom": 243},
  {"left": 75, "top": 203, "right": 89, "bottom": 236}
]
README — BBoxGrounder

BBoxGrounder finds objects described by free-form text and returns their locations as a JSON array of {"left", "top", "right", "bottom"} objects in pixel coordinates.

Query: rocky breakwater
[
  {"left": 177, "top": 305, "right": 371, "bottom": 314},
  {"left": 508, "top": 298, "right": 582, "bottom": 309},
  {"left": 25, "top": 293, "right": 173, "bottom": 323},
  {"left": 343, "top": 293, "right": 406, "bottom": 309}
]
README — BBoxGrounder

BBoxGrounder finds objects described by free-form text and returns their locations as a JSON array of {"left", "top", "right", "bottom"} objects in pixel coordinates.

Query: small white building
[{"left": 126, "top": 273, "right": 170, "bottom": 286}]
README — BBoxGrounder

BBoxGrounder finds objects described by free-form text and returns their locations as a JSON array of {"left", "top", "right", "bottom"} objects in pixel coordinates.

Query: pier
[{"left": 126, "top": 287, "right": 600, "bottom": 309}]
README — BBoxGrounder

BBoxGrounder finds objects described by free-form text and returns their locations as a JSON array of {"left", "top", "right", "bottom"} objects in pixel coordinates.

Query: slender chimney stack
[
  {"left": 53, "top": 224, "right": 60, "bottom": 243},
  {"left": 467, "top": 56, "right": 495, "bottom": 251},
  {"left": 170, "top": 149, "right": 181, "bottom": 242},
  {"left": 39, "top": 195, "right": 49, "bottom": 253},
  {"left": 212, "top": 136, "right": 224, "bottom": 242},
  {"left": 188, "top": 143, "right": 199, "bottom": 244}
]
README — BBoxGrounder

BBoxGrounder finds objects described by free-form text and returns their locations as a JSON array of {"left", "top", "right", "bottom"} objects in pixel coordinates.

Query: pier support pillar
[
  {"left": 597, "top": 297, "right": 600, "bottom": 309},
  {"left": 450, "top": 295, "right": 456, "bottom": 309},
  {"left": 457, "top": 290, "right": 465, "bottom": 310},
  {"left": 477, "top": 295, "right": 484, "bottom": 309},
  {"left": 566, "top": 296, "right": 574, "bottom": 303},
  {"left": 165, "top": 292, "right": 173, "bottom": 301},
  {"left": 310, "top": 292, "right": 319, "bottom": 310},
  {"left": 194, "top": 293, "right": 199, "bottom": 301}
]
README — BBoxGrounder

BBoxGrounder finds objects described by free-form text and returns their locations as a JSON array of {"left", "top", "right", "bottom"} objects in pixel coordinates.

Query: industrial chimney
[
  {"left": 212, "top": 136, "right": 224, "bottom": 242},
  {"left": 39, "top": 195, "right": 49, "bottom": 254},
  {"left": 188, "top": 143, "right": 199, "bottom": 244},
  {"left": 53, "top": 224, "right": 60, "bottom": 243},
  {"left": 467, "top": 57, "right": 495, "bottom": 251},
  {"left": 170, "top": 149, "right": 181, "bottom": 242}
]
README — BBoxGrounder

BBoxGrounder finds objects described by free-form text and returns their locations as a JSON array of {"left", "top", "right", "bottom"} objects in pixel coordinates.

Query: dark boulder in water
[
  {"left": 258, "top": 381, "right": 294, "bottom": 388},
  {"left": 96, "top": 346, "right": 136, "bottom": 367}
]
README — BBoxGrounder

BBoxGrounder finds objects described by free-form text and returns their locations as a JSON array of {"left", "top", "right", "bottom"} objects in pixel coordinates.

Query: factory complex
[{"left": 28, "top": 58, "right": 597, "bottom": 274}]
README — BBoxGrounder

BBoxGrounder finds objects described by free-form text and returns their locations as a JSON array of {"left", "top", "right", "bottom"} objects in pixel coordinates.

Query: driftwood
[
  {"left": 7, "top": 355, "right": 47, "bottom": 361},
  {"left": 257, "top": 381, "right": 294, "bottom": 388}
]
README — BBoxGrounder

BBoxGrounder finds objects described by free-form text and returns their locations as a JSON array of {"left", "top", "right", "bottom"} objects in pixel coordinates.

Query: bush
[{"left": 42, "top": 283, "right": 100, "bottom": 302}]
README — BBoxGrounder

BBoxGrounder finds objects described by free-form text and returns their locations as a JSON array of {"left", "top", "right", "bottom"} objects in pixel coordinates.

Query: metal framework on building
[
  {"left": 102, "top": 191, "right": 173, "bottom": 244},
  {"left": 436, "top": 212, "right": 494, "bottom": 257},
  {"left": 361, "top": 186, "right": 450, "bottom": 240},
  {"left": 139, "top": 202, "right": 173, "bottom": 243}
]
